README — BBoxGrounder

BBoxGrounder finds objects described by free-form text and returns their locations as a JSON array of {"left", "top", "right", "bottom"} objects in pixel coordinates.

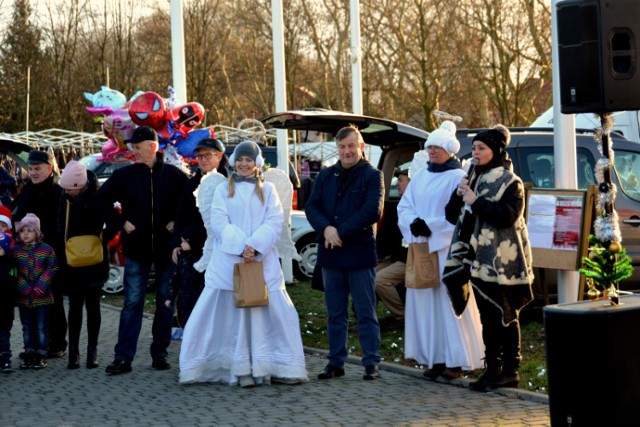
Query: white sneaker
[{"left": 239, "top": 375, "right": 255, "bottom": 388}]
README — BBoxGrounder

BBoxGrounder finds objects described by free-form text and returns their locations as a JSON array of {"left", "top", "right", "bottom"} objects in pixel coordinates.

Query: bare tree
[{"left": 452, "top": 0, "right": 552, "bottom": 126}]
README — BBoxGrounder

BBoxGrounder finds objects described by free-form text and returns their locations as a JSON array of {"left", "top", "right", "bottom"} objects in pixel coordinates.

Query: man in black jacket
[
  {"left": 305, "top": 125, "right": 384, "bottom": 381},
  {"left": 171, "top": 137, "right": 225, "bottom": 263},
  {"left": 170, "top": 138, "right": 225, "bottom": 326},
  {"left": 97, "top": 126, "right": 188, "bottom": 375},
  {"left": 11, "top": 150, "right": 67, "bottom": 358}
]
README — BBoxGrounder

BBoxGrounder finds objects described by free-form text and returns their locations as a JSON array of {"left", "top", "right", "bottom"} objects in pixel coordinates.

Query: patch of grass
[
  {"left": 287, "top": 281, "right": 548, "bottom": 393},
  {"left": 101, "top": 279, "right": 548, "bottom": 393}
]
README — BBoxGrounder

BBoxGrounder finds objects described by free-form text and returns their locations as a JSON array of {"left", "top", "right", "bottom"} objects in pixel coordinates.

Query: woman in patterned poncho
[{"left": 444, "top": 125, "right": 534, "bottom": 392}]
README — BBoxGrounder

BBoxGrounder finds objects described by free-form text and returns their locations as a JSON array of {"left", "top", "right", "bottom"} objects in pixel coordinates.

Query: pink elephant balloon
[
  {"left": 102, "top": 108, "right": 135, "bottom": 149},
  {"left": 86, "top": 106, "right": 135, "bottom": 149},
  {"left": 100, "top": 138, "right": 132, "bottom": 164}
]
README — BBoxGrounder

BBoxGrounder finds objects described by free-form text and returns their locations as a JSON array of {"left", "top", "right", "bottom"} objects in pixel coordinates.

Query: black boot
[
  {"left": 469, "top": 357, "right": 502, "bottom": 392},
  {"left": 67, "top": 346, "right": 80, "bottom": 369},
  {"left": 20, "top": 352, "right": 34, "bottom": 370},
  {"left": 86, "top": 345, "right": 99, "bottom": 369},
  {"left": 491, "top": 365, "right": 520, "bottom": 388},
  {"left": 491, "top": 321, "right": 522, "bottom": 389}
]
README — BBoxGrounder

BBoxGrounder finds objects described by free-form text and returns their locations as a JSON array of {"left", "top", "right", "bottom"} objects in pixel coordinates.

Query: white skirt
[
  {"left": 179, "top": 288, "right": 308, "bottom": 385},
  {"left": 404, "top": 284, "right": 485, "bottom": 370}
]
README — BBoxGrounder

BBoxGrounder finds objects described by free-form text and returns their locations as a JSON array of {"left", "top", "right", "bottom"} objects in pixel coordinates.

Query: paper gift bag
[
  {"left": 233, "top": 261, "right": 269, "bottom": 307},
  {"left": 405, "top": 242, "right": 440, "bottom": 288}
]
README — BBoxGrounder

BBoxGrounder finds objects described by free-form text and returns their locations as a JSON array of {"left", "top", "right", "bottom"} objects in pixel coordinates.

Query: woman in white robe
[
  {"left": 397, "top": 121, "right": 484, "bottom": 379},
  {"left": 179, "top": 141, "right": 308, "bottom": 386}
]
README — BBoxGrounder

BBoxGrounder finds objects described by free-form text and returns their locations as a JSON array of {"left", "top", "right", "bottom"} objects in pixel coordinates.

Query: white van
[{"left": 530, "top": 107, "right": 640, "bottom": 143}]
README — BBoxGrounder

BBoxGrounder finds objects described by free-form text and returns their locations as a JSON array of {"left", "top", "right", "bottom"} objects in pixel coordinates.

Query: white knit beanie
[{"left": 425, "top": 120, "right": 460, "bottom": 155}]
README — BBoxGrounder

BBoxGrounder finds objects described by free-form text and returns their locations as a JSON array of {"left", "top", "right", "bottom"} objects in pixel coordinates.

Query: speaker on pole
[{"left": 557, "top": 0, "right": 640, "bottom": 113}]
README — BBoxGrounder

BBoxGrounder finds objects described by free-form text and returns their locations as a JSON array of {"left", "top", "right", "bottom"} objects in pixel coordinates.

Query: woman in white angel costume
[
  {"left": 398, "top": 121, "right": 485, "bottom": 380},
  {"left": 179, "top": 140, "right": 308, "bottom": 387}
]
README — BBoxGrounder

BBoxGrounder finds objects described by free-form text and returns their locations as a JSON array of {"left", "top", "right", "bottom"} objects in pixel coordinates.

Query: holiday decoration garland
[{"left": 579, "top": 113, "right": 633, "bottom": 303}]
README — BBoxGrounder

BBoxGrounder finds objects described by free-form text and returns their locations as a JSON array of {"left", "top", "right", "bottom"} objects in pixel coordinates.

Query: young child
[
  {"left": 167, "top": 224, "right": 206, "bottom": 328},
  {"left": 0, "top": 225, "right": 16, "bottom": 373},
  {"left": 13, "top": 213, "right": 58, "bottom": 370}
]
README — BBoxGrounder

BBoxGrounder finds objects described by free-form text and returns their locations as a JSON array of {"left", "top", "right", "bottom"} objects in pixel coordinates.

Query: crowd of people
[{"left": 0, "top": 122, "right": 533, "bottom": 392}]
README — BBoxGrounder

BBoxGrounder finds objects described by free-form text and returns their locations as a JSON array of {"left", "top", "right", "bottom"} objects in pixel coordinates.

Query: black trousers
[
  {"left": 474, "top": 291, "right": 521, "bottom": 370},
  {"left": 48, "top": 279, "right": 68, "bottom": 353},
  {"left": 67, "top": 285, "right": 102, "bottom": 350},
  {"left": 0, "top": 300, "right": 14, "bottom": 355}
]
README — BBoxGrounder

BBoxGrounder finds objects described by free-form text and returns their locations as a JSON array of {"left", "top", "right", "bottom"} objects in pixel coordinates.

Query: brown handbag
[
  {"left": 233, "top": 261, "right": 269, "bottom": 307},
  {"left": 405, "top": 242, "right": 440, "bottom": 288}
]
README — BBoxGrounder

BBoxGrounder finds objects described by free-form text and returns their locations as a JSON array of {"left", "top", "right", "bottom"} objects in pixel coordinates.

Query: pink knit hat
[
  {"left": 15, "top": 213, "right": 42, "bottom": 237},
  {"left": 59, "top": 160, "right": 88, "bottom": 190}
]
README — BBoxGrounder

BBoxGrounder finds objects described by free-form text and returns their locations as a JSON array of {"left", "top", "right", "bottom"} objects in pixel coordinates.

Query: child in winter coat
[
  {"left": 167, "top": 224, "right": 206, "bottom": 327},
  {"left": 0, "top": 225, "right": 16, "bottom": 373},
  {"left": 13, "top": 213, "right": 58, "bottom": 370}
]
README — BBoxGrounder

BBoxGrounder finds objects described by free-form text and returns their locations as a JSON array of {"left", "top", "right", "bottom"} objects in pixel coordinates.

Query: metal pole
[
  {"left": 106, "top": 64, "right": 110, "bottom": 87},
  {"left": 272, "top": 0, "right": 294, "bottom": 283},
  {"left": 26, "top": 65, "right": 31, "bottom": 144},
  {"left": 170, "top": 0, "right": 187, "bottom": 104},
  {"left": 552, "top": 0, "right": 579, "bottom": 303},
  {"left": 350, "top": 0, "right": 363, "bottom": 114}
]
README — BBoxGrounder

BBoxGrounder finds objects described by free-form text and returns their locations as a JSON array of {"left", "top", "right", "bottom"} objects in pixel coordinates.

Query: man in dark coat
[
  {"left": 11, "top": 150, "right": 67, "bottom": 358},
  {"left": 97, "top": 126, "right": 188, "bottom": 375},
  {"left": 171, "top": 137, "right": 225, "bottom": 263},
  {"left": 170, "top": 137, "right": 225, "bottom": 327},
  {"left": 305, "top": 125, "right": 384, "bottom": 381}
]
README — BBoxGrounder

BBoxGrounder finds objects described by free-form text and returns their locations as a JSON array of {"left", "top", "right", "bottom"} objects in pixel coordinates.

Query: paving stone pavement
[{"left": 0, "top": 302, "right": 550, "bottom": 426}]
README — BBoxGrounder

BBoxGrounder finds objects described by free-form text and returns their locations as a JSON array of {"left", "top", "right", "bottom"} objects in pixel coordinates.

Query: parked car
[
  {"left": 262, "top": 109, "right": 428, "bottom": 281},
  {"left": 262, "top": 110, "right": 640, "bottom": 303}
]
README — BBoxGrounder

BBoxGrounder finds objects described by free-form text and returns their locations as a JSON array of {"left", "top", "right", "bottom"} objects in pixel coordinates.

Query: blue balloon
[{"left": 174, "top": 128, "right": 212, "bottom": 158}]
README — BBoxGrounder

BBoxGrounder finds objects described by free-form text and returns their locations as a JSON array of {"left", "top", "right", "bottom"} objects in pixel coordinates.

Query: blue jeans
[
  {"left": 19, "top": 306, "right": 50, "bottom": 356},
  {"left": 114, "top": 258, "right": 173, "bottom": 362},
  {"left": 322, "top": 267, "right": 381, "bottom": 367}
]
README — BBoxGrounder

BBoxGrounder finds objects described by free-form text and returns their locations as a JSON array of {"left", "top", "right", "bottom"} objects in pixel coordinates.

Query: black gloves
[{"left": 410, "top": 218, "right": 431, "bottom": 237}]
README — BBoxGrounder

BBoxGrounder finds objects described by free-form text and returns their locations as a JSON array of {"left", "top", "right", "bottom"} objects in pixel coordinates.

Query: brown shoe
[{"left": 441, "top": 367, "right": 462, "bottom": 380}]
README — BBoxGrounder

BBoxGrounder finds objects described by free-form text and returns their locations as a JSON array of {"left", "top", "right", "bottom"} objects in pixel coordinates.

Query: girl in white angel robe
[
  {"left": 179, "top": 141, "right": 308, "bottom": 386},
  {"left": 398, "top": 125, "right": 484, "bottom": 377}
]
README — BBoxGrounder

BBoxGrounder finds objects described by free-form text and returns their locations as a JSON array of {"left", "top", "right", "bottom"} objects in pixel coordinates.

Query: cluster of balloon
[{"left": 84, "top": 86, "right": 209, "bottom": 164}]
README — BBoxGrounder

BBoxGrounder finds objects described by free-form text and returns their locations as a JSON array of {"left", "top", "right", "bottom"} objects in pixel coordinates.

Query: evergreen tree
[{"left": 0, "top": 0, "right": 45, "bottom": 132}]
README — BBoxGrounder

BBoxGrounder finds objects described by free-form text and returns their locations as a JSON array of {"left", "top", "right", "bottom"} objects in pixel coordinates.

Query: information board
[{"left": 525, "top": 188, "right": 595, "bottom": 270}]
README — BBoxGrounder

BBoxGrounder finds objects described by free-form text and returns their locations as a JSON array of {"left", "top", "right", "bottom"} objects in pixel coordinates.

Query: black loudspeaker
[
  {"left": 557, "top": 0, "right": 640, "bottom": 113},
  {"left": 544, "top": 295, "right": 640, "bottom": 426}
]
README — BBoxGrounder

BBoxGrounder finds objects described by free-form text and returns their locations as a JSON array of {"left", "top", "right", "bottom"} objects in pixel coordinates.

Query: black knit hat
[{"left": 472, "top": 124, "right": 511, "bottom": 152}]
